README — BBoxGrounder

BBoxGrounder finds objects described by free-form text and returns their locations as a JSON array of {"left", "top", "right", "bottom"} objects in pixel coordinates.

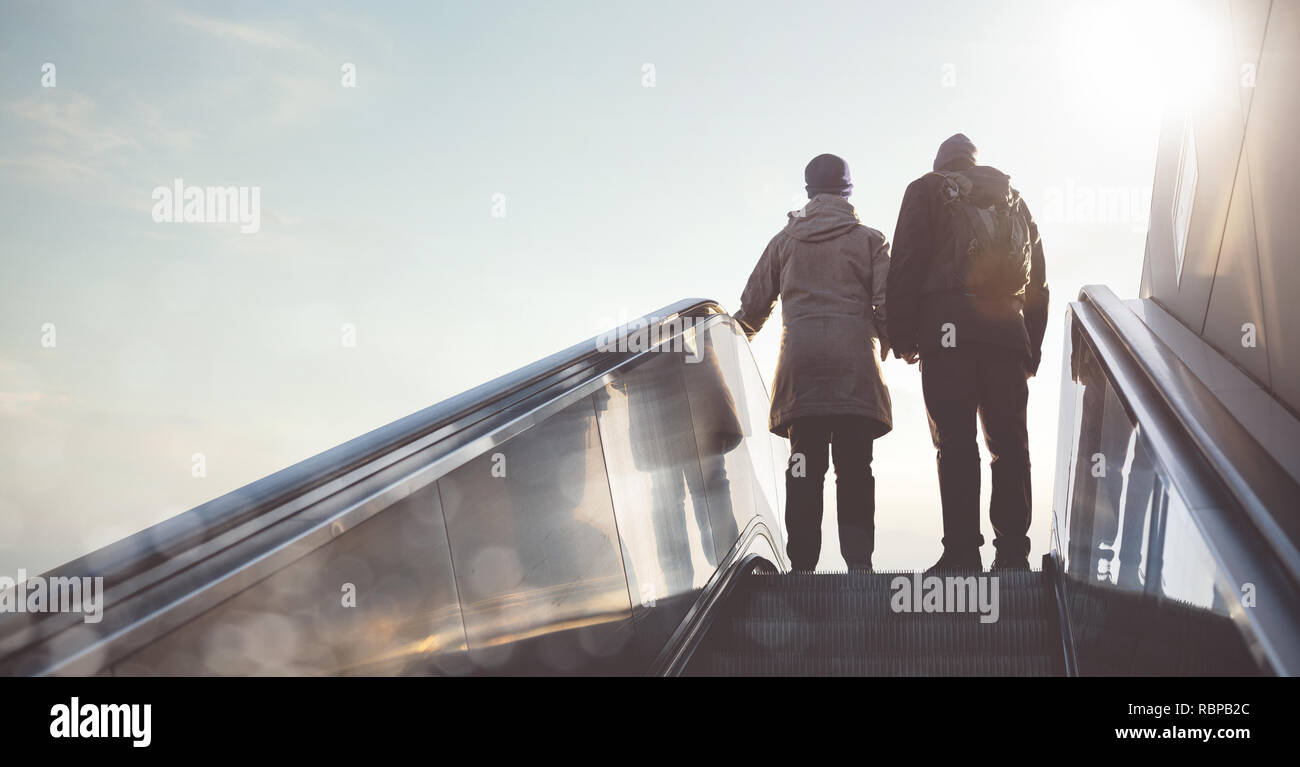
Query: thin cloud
[
  {"left": 0, "top": 391, "right": 47, "bottom": 417},
  {"left": 4, "top": 93, "right": 139, "bottom": 156},
  {"left": 170, "top": 9, "right": 312, "bottom": 52}
]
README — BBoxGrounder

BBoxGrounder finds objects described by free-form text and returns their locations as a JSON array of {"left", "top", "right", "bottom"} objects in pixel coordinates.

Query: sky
[{"left": 0, "top": 0, "right": 1219, "bottom": 575}]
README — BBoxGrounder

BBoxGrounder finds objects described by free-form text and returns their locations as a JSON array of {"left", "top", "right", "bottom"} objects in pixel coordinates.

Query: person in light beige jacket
[{"left": 734, "top": 153, "right": 892, "bottom": 571}]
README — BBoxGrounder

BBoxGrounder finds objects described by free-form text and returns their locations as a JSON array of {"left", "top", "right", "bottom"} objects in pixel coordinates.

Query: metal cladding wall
[{"left": 1142, "top": 0, "right": 1300, "bottom": 414}]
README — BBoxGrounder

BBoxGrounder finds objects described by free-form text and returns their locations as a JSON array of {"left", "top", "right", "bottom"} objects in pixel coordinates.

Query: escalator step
[
  {"left": 682, "top": 570, "right": 1065, "bottom": 676},
  {"left": 731, "top": 581, "right": 1049, "bottom": 620},
  {"left": 717, "top": 616, "right": 1056, "bottom": 656},
  {"left": 746, "top": 570, "right": 1043, "bottom": 588},
  {"left": 692, "top": 651, "right": 1060, "bottom": 677}
]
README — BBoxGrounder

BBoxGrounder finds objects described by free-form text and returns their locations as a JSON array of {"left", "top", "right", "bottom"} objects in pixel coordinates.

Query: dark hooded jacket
[
  {"left": 886, "top": 163, "right": 1050, "bottom": 373},
  {"left": 734, "top": 194, "right": 892, "bottom": 438}
]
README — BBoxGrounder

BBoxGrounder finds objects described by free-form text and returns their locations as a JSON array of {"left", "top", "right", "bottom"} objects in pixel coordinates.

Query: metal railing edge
[{"left": 1068, "top": 287, "right": 1300, "bottom": 675}]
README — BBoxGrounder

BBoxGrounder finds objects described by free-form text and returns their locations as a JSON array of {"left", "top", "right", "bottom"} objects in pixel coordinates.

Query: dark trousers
[
  {"left": 785, "top": 415, "right": 876, "bottom": 570},
  {"left": 920, "top": 343, "right": 1032, "bottom": 558}
]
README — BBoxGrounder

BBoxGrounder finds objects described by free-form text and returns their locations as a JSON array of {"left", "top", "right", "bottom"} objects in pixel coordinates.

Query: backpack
[{"left": 930, "top": 167, "right": 1032, "bottom": 298}]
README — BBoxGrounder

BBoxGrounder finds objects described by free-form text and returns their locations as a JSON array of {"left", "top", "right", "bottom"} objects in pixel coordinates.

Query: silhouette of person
[
  {"left": 733, "top": 153, "right": 893, "bottom": 572},
  {"left": 887, "top": 134, "right": 1049, "bottom": 572}
]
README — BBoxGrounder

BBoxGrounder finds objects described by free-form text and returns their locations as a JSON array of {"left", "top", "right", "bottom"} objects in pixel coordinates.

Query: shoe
[
  {"left": 847, "top": 561, "right": 873, "bottom": 573},
  {"left": 989, "top": 555, "right": 1031, "bottom": 572},
  {"left": 925, "top": 551, "right": 982, "bottom": 574}
]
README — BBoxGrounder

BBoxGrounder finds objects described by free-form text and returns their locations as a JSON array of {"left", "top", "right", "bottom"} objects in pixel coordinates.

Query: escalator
[
  {"left": 667, "top": 281, "right": 1300, "bottom": 677},
  {"left": 0, "top": 299, "right": 788, "bottom": 676},
  {"left": 2, "top": 288, "right": 1298, "bottom": 676}
]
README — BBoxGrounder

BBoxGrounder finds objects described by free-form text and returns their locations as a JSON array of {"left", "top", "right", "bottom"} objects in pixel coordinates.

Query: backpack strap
[{"left": 927, "top": 170, "right": 971, "bottom": 205}]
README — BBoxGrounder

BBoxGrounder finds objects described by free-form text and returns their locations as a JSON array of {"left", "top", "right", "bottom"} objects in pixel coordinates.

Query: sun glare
[{"left": 1066, "top": 0, "right": 1224, "bottom": 116}]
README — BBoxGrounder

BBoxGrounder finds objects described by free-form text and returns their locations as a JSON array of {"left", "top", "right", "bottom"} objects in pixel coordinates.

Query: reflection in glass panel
[
  {"left": 1053, "top": 326, "right": 1083, "bottom": 547},
  {"left": 768, "top": 431, "right": 790, "bottom": 542},
  {"left": 680, "top": 320, "right": 758, "bottom": 563},
  {"left": 594, "top": 351, "right": 717, "bottom": 618},
  {"left": 437, "top": 396, "right": 633, "bottom": 674},
  {"left": 593, "top": 316, "right": 789, "bottom": 661},
  {"left": 114, "top": 482, "right": 469, "bottom": 676},
  {"left": 1159, "top": 492, "right": 1221, "bottom": 611},
  {"left": 1064, "top": 339, "right": 1153, "bottom": 593},
  {"left": 1101, "top": 427, "right": 1155, "bottom": 591},
  {"left": 1055, "top": 316, "right": 1259, "bottom": 675},
  {"left": 731, "top": 320, "right": 786, "bottom": 533}
]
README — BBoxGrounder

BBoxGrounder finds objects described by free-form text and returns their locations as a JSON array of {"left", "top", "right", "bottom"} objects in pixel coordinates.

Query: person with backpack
[
  {"left": 734, "top": 153, "right": 892, "bottom": 572},
  {"left": 886, "top": 134, "right": 1049, "bottom": 572}
]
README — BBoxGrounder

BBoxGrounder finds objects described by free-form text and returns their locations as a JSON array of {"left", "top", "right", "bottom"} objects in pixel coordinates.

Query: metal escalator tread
[
  {"left": 697, "top": 651, "right": 1060, "bottom": 677},
  {"left": 722, "top": 616, "right": 1057, "bottom": 655},
  {"left": 686, "top": 571, "right": 1065, "bottom": 677}
]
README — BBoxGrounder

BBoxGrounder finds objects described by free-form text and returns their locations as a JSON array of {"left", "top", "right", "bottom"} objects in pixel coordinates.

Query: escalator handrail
[
  {"left": 12, "top": 298, "right": 726, "bottom": 593},
  {"left": 1073, "top": 285, "right": 1300, "bottom": 674},
  {"left": 1079, "top": 285, "right": 1300, "bottom": 584},
  {"left": 650, "top": 517, "right": 785, "bottom": 676}
]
